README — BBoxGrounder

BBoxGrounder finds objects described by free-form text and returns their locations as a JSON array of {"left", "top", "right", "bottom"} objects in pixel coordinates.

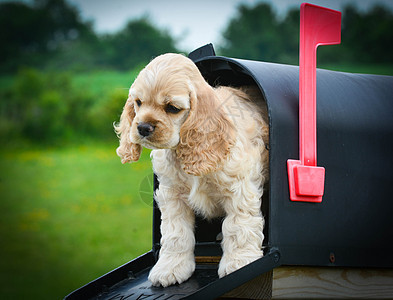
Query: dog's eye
[
  {"left": 165, "top": 104, "right": 182, "bottom": 114},
  {"left": 135, "top": 99, "right": 142, "bottom": 107}
]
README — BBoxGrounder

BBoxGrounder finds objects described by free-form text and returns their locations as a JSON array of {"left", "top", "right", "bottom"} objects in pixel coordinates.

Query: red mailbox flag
[{"left": 287, "top": 3, "right": 341, "bottom": 202}]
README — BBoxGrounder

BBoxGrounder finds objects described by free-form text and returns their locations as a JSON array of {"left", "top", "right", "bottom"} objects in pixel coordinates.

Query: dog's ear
[
  {"left": 176, "top": 82, "right": 235, "bottom": 176},
  {"left": 114, "top": 97, "right": 142, "bottom": 163}
]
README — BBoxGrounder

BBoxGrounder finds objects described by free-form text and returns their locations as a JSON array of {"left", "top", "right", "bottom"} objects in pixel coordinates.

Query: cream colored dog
[{"left": 115, "top": 53, "right": 269, "bottom": 287}]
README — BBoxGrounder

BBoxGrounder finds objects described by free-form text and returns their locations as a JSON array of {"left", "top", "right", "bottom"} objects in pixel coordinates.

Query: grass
[
  {"left": 71, "top": 69, "right": 140, "bottom": 104},
  {"left": 0, "top": 141, "right": 153, "bottom": 299}
]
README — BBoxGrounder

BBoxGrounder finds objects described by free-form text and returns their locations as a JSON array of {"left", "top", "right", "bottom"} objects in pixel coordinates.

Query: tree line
[
  {"left": 1, "top": 0, "right": 392, "bottom": 145},
  {"left": 0, "top": 0, "right": 177, "bottom": 73},
  {"left": 220, "top": 3, "right": 393, "bottom": 65},
  {"left": 1, "top": 0, "right": 393, "bottom": 73}
]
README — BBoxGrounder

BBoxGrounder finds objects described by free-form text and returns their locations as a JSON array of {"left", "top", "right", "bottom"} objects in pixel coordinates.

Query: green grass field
[
  {"left": 71, "top": 70, "right": 139, "bottom": 103},
  {"left": 0, "top": 142, "right": 153, "bottom": 299}
]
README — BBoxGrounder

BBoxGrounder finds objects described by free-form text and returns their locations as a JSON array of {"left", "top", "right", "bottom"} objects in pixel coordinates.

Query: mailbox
[
  {"left": 192, "top": 47, "right": 393, "bottom": 268},
  {"left": 65, "top": 5, "right": 393, "bottom": 300}
]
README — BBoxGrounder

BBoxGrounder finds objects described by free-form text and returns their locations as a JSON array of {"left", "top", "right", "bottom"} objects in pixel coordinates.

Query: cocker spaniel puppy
[{"left": 115, "top": 53, "right": 269, "bottom": 287}]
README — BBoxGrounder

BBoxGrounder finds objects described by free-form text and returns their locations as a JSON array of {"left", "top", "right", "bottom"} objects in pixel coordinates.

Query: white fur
[
  {"left": 149, "top": 124, "right": 267, "bottom": 286},
  {"left": 115, "top": 54, "right": 269, "bottom": 287}
]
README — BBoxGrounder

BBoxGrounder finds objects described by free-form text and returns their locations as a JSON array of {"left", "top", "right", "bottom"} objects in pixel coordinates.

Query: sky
[{"left": 10, "top": 0, "right": 393, "bottom": 52}]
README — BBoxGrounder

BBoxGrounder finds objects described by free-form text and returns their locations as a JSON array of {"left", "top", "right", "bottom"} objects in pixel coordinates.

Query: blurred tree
[
  {"left": 34, "top": 0, "right": 91, "bottom": 50},
  {"left": 35, "top": 0, "right": 104, "bottom": 71},
  {"left": 342, "top": 5, "right": 393, "bottom": 63},
  {"left": 219, "top": 2, "right": 393, "bottom": 66},
  {"left": 277, "top": 8, "right": 300, "bottom": 64},
  {"left": 0, "top": 2, "right": 43, "bottom": 71},
  {"left": 0, "top": 68, "right": 94, "bottom": 143},
  {"left": 0, "top": 1, "right": 179, "bottom": 72},
  {"left": 0, "top": 0, "right": 99, "bottom": 72},
  {"left": 220, "top": 3, "right": 282, "bottom": 62},
  {"left": 103, "top": 17, "right": 179, "bottom": 70}
]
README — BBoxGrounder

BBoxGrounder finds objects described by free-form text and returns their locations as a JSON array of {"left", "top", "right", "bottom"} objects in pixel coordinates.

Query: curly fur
[
  {"left": 176, "top": 82, "right": 236, "bottom": 176},
  {"left": 114, "top": 98, "right": 142, "bottom": 163},
  {"left": 115, "top": 53, "right": 269, "bottom": 287}
]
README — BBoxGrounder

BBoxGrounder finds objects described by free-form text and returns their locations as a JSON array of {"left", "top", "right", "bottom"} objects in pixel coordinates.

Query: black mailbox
[
  {"left": 193, "top": 47, "right": 393, "bottom": 268},
  {"left": 65, "top": 44, "right": 393, "bottom": 300}
]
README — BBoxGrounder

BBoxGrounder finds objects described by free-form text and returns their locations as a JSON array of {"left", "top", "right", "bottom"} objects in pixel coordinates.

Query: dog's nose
[{"left": 137, "top": 122, "right": 155, "bottom": 137}]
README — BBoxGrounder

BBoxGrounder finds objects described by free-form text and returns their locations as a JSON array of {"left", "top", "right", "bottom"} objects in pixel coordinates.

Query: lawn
[
  {"left": 0, "top": 142, "right": 153, "bottom": 299},
  {"left": 71, "top": 70, "right": 139, "bottom": 104}
]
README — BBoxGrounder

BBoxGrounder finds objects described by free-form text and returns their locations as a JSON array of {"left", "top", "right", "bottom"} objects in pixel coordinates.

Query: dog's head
[{"left": 115, "top": 53, "right": 235, "bottom": 176}]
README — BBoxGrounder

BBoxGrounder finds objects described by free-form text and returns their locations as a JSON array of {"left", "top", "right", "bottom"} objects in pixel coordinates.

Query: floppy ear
[
  {"left": 114, "top": 98, "right": 142, "bottom": 163},
  {"left": 176, "top": 82, "right": 236, "bottom": 176}
]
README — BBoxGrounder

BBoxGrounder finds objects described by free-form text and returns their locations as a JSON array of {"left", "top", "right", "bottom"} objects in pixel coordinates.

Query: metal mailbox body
[{"left": 194, "top": 53, "right": 393, "bottom": 268}]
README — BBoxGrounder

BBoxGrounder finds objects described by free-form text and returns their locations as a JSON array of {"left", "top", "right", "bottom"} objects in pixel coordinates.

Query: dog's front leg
[
  {"left": 148, "top": 186, "right": 195, "bottom": 287},
  {"left": 218, "top": 181, "right": 264, "bottom": 277}
]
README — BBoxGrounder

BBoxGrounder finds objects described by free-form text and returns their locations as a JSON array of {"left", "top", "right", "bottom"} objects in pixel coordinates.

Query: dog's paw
[
  {"left": 148, "top": 252, "right": 195, "bottom": 287},
  {"left": 218, "top": 251, "right": 263, "bottom": 278}
]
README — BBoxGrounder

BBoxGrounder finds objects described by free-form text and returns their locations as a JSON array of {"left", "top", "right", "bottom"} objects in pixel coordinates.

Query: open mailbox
[
  {"left": 193, "top": 47, "right": 393, "bottom": 266},
  {"left": 66, "top": 4, "right": 393, "bottom": 300}
]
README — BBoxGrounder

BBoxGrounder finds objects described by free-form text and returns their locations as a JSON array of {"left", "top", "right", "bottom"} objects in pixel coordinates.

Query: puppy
[{"left": 115, "top": 53, "right": 269, "bottom": 287}]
